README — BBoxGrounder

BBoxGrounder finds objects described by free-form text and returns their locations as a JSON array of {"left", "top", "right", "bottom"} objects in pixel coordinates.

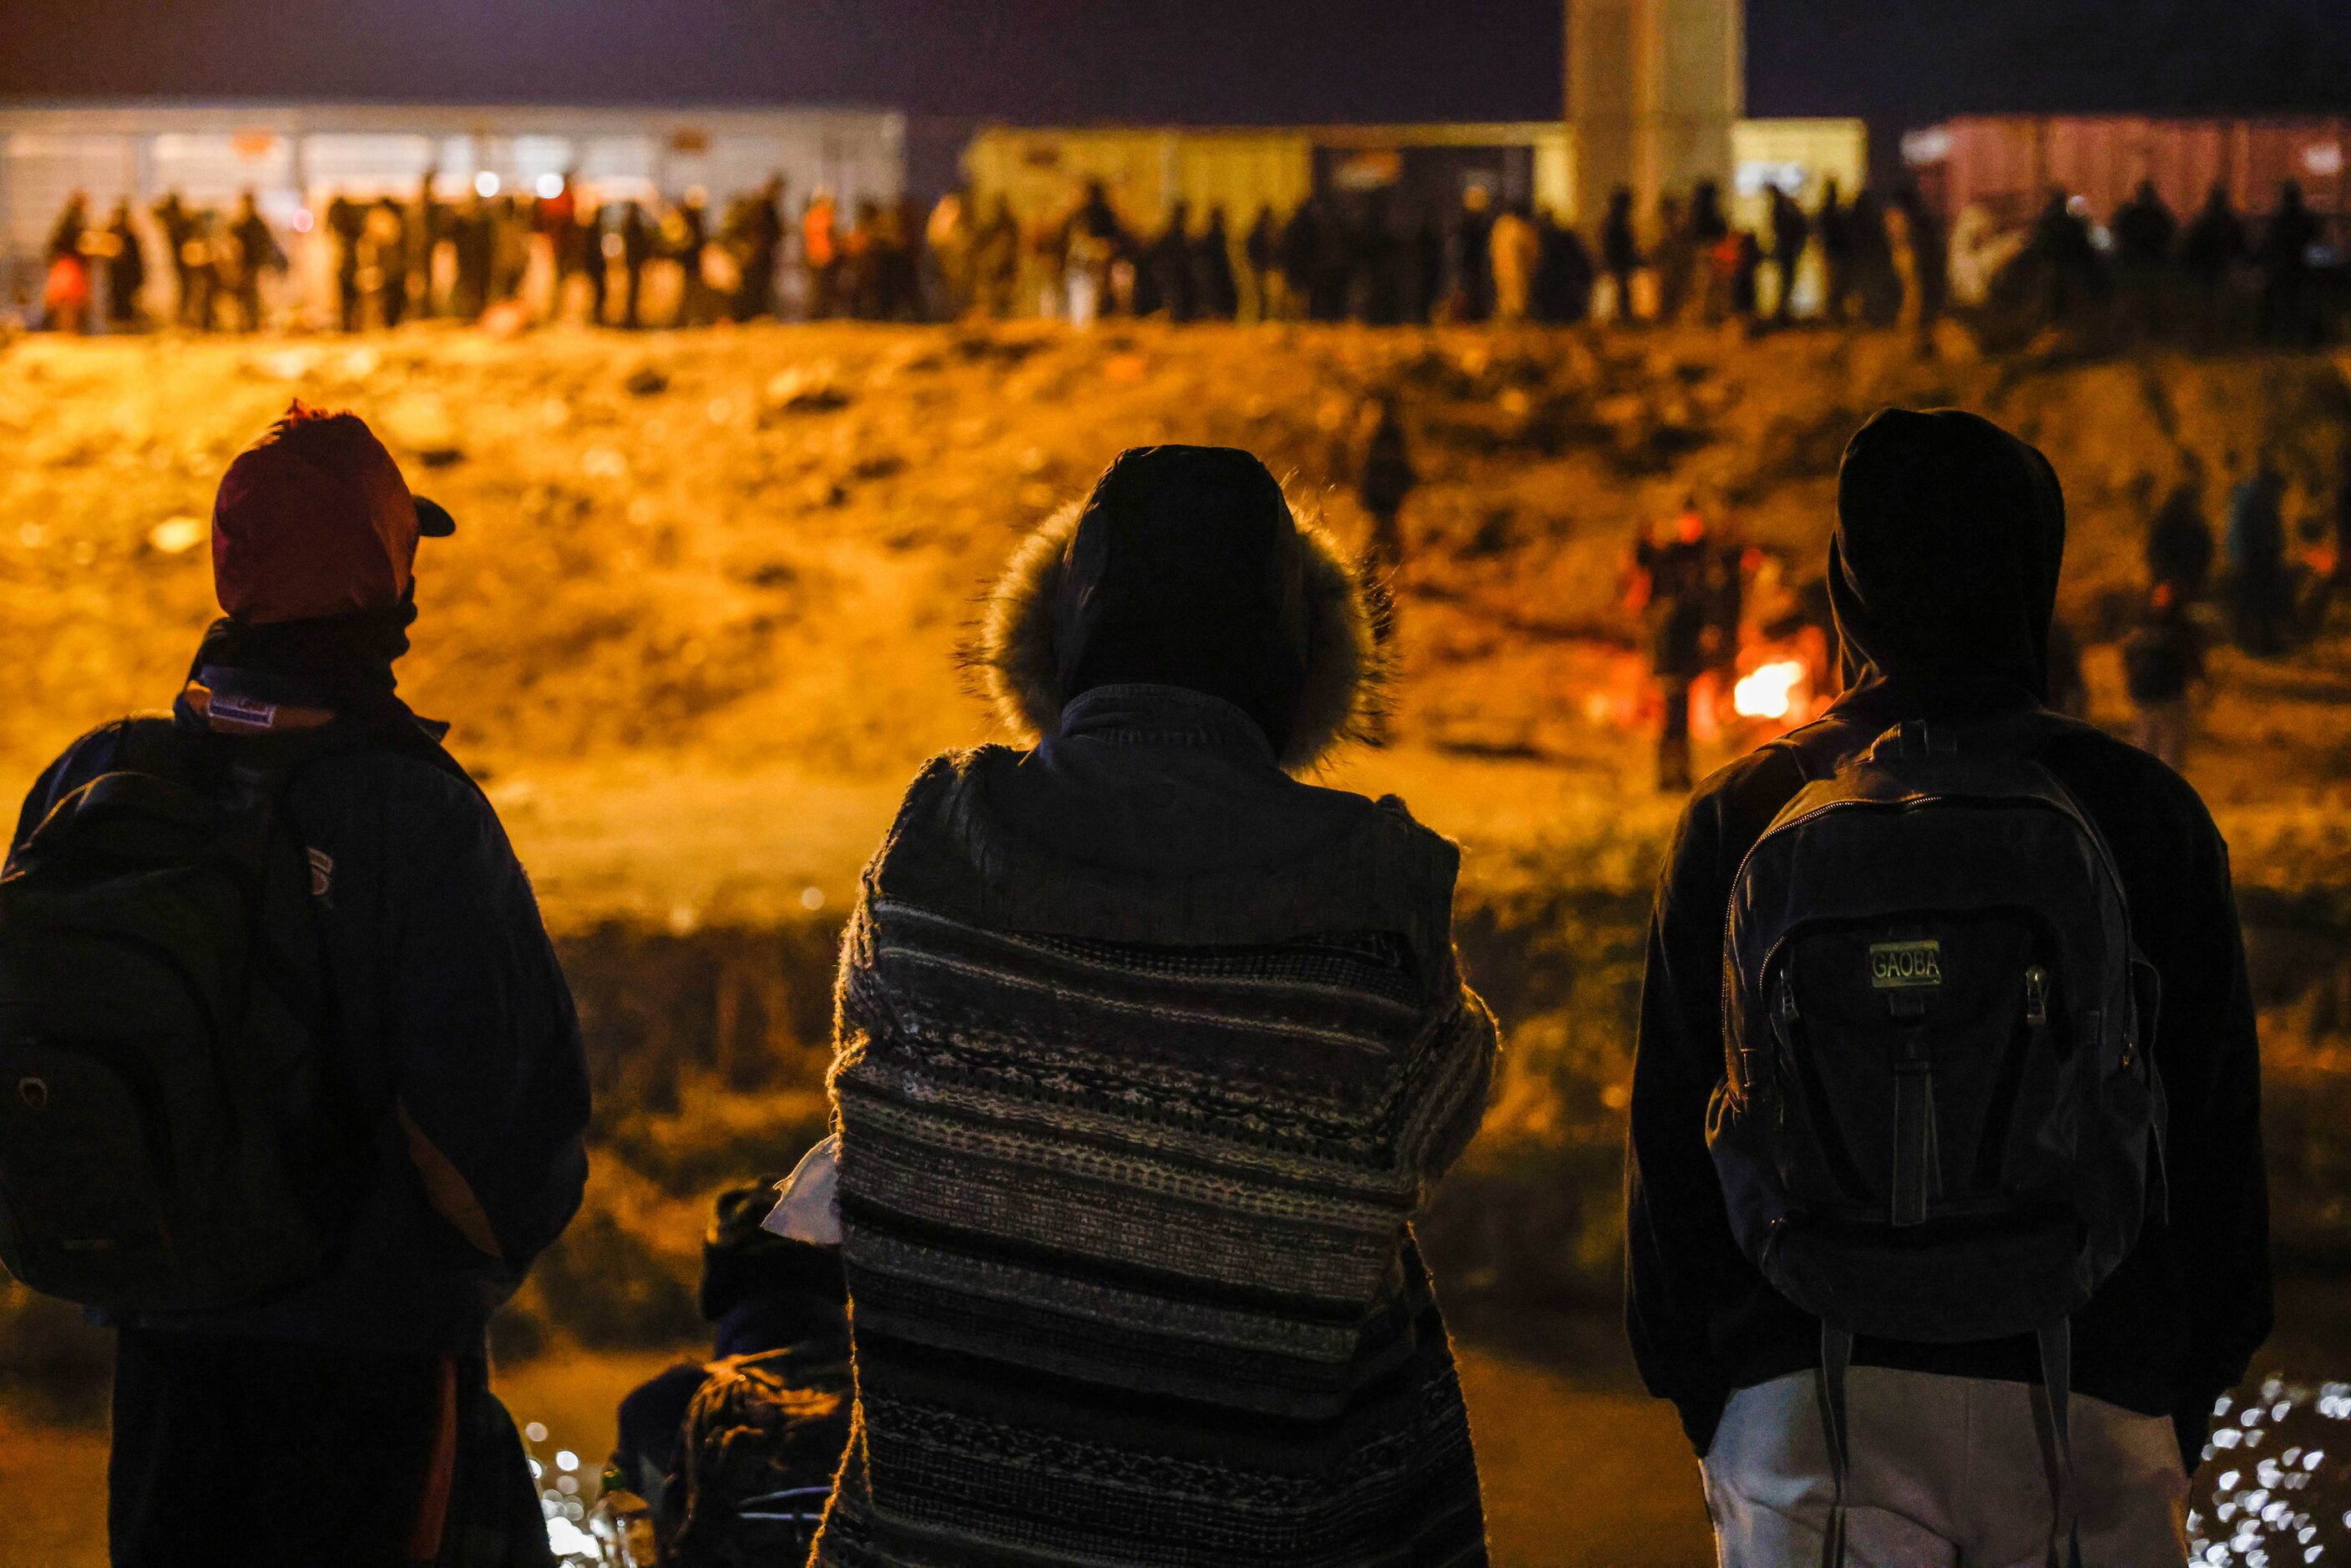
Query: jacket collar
[{"left": 1053, "top": 683, "right": 1278, "bottom": 765}]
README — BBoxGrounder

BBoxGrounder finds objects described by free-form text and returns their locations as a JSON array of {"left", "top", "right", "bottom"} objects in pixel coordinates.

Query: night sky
[{"left": 1, "top": 0, "right": 2346, "bottom": 130}]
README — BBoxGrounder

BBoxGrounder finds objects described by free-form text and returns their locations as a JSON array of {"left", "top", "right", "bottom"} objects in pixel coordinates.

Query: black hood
[
  {"left": 1830, "top": 407, "right": 2067, "bottom": 718},
  {"left": 1051, "top": 446, "right": 1312, "bottom": 755}
]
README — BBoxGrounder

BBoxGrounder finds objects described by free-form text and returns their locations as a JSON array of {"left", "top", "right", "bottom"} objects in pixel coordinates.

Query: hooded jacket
[
  {"left": 1626, "top": 409, "right": 2271, "bottom": 1468},
  {"left": 811, "top": 448, "right": 1498, "bottom": 1567}
]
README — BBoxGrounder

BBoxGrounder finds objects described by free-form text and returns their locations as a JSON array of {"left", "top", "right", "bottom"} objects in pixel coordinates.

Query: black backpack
[
  {"left": 663, "top": 1342, "right": 852, "bottom": 1568},
  {"left": 0, "top": 719, "right": 362, "bottom": 1313},
  {"left": 1710, "top": 712, "right": 2166, "bottom": 1568}
]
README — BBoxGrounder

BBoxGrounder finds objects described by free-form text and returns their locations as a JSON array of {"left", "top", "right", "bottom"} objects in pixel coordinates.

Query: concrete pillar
[{"left": 1566, "top": 0, "right": 1744, "bottom": 224}]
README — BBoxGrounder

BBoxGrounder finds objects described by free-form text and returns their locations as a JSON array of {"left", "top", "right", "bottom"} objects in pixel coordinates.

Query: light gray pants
[{"left": 1702, "top": 1368, "right": 2190, "bottom": 1568}]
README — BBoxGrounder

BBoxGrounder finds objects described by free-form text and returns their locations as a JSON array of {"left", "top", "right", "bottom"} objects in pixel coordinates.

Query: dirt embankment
[
  {"left": 7, "top": 320, "right": 2351, "bottom": 1383},
  {"left": 8, "top": 322, "right": 2351, "bottom": 910}
]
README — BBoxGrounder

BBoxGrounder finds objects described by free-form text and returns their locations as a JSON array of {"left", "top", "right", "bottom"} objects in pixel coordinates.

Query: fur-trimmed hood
[{"left": 973, "top": 490, "right": 1389, "bottom": 775}]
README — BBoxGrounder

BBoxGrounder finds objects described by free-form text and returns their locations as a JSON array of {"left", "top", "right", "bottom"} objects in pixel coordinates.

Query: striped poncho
[{"left": 811, "top": 751, "right": 1500, "bottom": 1568}]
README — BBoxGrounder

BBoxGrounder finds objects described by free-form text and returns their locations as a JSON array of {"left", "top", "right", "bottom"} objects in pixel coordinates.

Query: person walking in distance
[
  {"left": 1638, "top": 504, "right": 1719, "bottom": 792},
  {"left": 1628, "top": 409, "right": 2268, "bottom": 1568},
  {"left": 804, "top": 445, "right": 1498, "bottom": 1566},
  {"left": 2, "top": 402, "right": 589, "bottom": 1566},
  {"left": 1358, "top": 397, "right": 1419, "bottom": 610},
  {"left": 2124, "top": 581, "right": 2206, "bottom": 771}
]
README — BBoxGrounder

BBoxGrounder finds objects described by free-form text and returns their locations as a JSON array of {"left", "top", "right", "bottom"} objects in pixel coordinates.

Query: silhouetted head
[
  {"left": 699, "top": 1178, "right": 847, "bottom": 1353},
  {"left": 978, "top": 446, "right": 1384, "bottom": 771},
  {"left": 1829, "top": 408, "right": 2066, "bottom": 715},
  {"left": 210, "top": 401, "right": 456, "bottom": 627}
]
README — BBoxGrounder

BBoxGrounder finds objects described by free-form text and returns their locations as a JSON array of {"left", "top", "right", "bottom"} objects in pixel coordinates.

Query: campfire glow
[{"left": 1733, "top": 660, "right": 1807, "bottom": 721}]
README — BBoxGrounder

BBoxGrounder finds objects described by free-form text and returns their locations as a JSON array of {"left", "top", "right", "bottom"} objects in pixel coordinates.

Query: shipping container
[
  {"left": 1904, "top": 114, "right": 2351, "bottom": 235},
  {"left": 1729, "top": 119, "right": 1868, "bottom": 232},
  {"left": 963, "top": 123, "right": 1574, "bottom": 237}
]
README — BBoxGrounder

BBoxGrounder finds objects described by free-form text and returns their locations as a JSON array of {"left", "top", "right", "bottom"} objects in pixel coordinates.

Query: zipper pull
[{"left": 2025, "top": 966, "right": 2049, "bottom": 1028}]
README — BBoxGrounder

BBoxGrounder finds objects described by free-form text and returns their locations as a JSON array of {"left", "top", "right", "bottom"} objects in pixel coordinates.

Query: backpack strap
[
  {"left": 1813, "top": 1324, "right": 1853, "bottom": 1568},
  {"left": 2037, "top": 1319, "right": 2085, "bottom": 1568}
]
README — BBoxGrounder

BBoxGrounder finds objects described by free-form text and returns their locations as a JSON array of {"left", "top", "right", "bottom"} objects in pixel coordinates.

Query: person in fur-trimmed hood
[{"left": 806, "top": 445, "right": 1499, "bottom": 1567}]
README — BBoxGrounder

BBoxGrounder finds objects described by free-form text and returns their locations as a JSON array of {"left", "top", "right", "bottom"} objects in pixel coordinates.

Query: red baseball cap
[{"left": 210, "top": 401, "right": 456, "bottom": 625}]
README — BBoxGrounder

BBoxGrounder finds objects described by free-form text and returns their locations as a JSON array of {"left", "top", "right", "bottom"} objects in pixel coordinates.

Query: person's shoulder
[
  {"left": 1305, "top": 782, "right": 1462, "bottom": 887},
  {"left": 1655, "top": 738, "right": 1813, "bottom": 912},
  {"left": 1681, "top": 738, "right": 1812, "bottom": 844},
  {"left": 2036, "top": 722, "right": 2223, "bottom": 850},
  {"left": 294, "top": 745, "right": 505, "bottom": 863}
]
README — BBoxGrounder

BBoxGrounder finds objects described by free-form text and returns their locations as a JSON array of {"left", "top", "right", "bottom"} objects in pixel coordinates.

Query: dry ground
[{"left": 6, "top": 321, "right": 2351, "bottom": 918}]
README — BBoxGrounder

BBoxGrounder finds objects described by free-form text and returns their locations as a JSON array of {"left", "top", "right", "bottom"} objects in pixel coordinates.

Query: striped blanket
[{"left": 811, "top": 752, "right": 1499, "bottom": 1568}]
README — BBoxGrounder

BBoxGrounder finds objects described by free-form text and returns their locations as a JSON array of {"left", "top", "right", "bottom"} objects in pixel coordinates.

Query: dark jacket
[
  {"left": 8, "top": 677, "right": 589, "bottom": 1357},
  {"left": 1625, "top": 409, "right": 2271, "bottom": 1468}
]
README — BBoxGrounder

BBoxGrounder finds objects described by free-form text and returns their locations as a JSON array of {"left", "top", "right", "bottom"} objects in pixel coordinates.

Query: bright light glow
[
  {"left": 525, "top": 1422, "right": 549, "bottom": 1443},
  {"left": 291, "top": 209, "right": 315, "bottom": 234},
  {"left": 545, "top": 1515, "right": 598, "bottom": 1557},
  {"left": 556, "top": 1449, "right": 579, "bottom": 1473},
  {"left": 536, "top": 174, "right": 564, "bottom": 200},
  {"left": 1734, "top": 660, "right": 1807, "bottom": 721},
  {"left": 476, "top": 171, "right": 501, "bottom": 198}
]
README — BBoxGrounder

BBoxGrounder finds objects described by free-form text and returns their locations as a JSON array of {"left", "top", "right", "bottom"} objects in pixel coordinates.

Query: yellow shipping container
[
  {"left": 965, "top": 119, "right": 1854, "bottom": 236},
  {"left": 1730, "top": 119, "right": 1869, "bottom": 230}
]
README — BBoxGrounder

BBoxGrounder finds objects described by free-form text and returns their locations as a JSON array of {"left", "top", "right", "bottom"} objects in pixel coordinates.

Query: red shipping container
[{"left": 1908, "top": 114, "right": 2351, "bottom": 236}]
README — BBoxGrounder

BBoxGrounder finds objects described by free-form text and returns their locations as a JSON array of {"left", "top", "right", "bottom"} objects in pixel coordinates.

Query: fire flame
[{"left": 1733, "top": 660, "right": 1807, "bottom": 721}]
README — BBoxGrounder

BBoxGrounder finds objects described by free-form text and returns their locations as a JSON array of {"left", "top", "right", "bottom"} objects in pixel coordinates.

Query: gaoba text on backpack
[{"left": 1710, "top": 714, "right": 2166, "bottom": 1568}]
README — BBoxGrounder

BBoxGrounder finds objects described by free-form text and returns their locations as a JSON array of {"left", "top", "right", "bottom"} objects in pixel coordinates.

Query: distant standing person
[
  {"left": 1451, "top": 185, "right": 1495, "bottom": 322},
  {"left": 1639, "top": 505, "right": 1717, "bottom": 792},
  {"left": 2125, "top": 581, "right": 2206, "bottom": 770},
  {"left": 225, "top": 191, "right": 286, "bottom": 333},
  {"left": 1191, "top": 205, "right": 1238, "bottom": 321},
  {"left": 153, "top": 191, "right": 203, "bottom": 329},
  {"left": 617, "top": 201, "right": 653, "bottom": 329},
  {"left": 2113, "top": 179, "right": 2179, "bottom": 336},
  {"left": 1243, "top": 204, "right": 1280, "bottom": 321},
  {"left": 1600, "top": 186, "right": 1641, "bottom": 323},
  {"left": 1489, "top": 200, "right": 1541, "bottom": 324},
  {"left": 102, "top": 198, "right": 148, "bottom": 330},
  {"left": 450, "top": 192, "right": 493, "bottom": 321},
  {"left": 43, "top": 191, "right": 93, "bottom": 334},
  {"left": 744, "top": 175, "right": 786, "bottom": 321},
  {"left": 2146, "top": 474, "right": 2215, "bottom": 601},
  {"left": 2181, "top": 186, "right": 2247, "bottom": 338},
  {"left": 2256, "top": 180, "right": 2321, "bottom": 346},
  {"left": 2226, "top": 458, "right": 2291, "bottom": 654},
  {"left": 802, "top": 191, "right": 840, "bottom": 318},
  {"left": 1815, "top": 180, "right": 1853, "bottom": 322},
  {"left": 327, "top": 195, "right": 366, "bottom": 331},
  {"left": 1358, "top": 398, "right": 1418, "bottom": 594},
  {"left": 1767, "top": 185, "right": 1809, "bottom": 323},
  {"left": 366, "top": 197, "right": 409, "bottom": 329}
]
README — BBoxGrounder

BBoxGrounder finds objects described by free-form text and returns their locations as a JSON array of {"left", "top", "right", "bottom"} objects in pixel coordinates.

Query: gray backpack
[{"left": 1711, "top": 714, "right": 2166, "bottom": 1568}]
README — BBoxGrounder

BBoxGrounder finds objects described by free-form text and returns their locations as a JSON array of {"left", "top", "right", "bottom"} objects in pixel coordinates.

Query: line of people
[
  {"left": 0, "top": 402, "right": 2272, "bottom": 1568},
  {"left": 34, "top": 169, "right": 2345, "bottom": 348}
]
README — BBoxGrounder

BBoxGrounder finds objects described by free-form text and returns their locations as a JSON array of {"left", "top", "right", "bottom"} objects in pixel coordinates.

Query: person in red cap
[{"left": 5, "top": 402, "right": 587, "bottom": 1567}]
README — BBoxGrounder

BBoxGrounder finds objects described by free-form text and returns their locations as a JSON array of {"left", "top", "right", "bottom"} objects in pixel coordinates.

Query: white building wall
[{"left": 0, "top": 102, "right": 906, "bottom": 311}]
